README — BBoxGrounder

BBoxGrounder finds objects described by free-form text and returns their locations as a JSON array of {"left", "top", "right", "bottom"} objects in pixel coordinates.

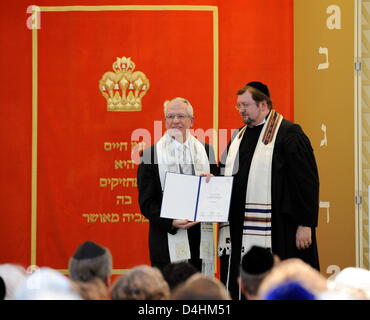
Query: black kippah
[
  {"left": 72, "top": 241, "right": 106, "bottom": 260},
  {"left": 246, "top": 81, "right": 270, "bottom": 97},
  {"left": 241, "top": 246, "right": 274, "bottom": 274},
  {"left": 0, "top": 276, "right": 6, "bottom": 300}
]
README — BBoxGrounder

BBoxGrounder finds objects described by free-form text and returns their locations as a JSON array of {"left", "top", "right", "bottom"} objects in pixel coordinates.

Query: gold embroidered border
[
  {"left": 31, "top": 5, "right": 219, "bottom": 274},
  {"left": 262, "top": 110, "right": 281, "bottom": 145}
]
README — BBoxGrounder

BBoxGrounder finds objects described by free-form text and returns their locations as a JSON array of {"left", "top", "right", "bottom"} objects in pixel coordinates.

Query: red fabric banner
[{"left": 0, "top": 0, "right": 293, "bottom": 273}]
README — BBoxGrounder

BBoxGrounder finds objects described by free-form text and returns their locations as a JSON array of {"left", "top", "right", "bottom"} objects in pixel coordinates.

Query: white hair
[
  {"left": 0, "top": 264, "right": 27, "bottom": 300},
  {"left": 163, "top": 97, "right": 194, "bottom": 118},
  {"left": 15, "top": 267, "right": 82, "bottom": 300}
]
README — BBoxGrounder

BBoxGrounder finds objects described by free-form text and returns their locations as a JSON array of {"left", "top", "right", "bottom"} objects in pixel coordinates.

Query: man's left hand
[{"left": 296, "top": 226, "right": 312, "bottom": 250}]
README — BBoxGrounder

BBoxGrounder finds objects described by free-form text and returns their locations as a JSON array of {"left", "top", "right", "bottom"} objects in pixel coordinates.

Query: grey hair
[
  {"left": 68, "top": 250, "right": 112, "bottom": 284},
  {"left": 111, "top": 265, "right": 170, "bottom": 300},
  {"left": 163, "top": 97, "right": 194, "bottom": 118}
]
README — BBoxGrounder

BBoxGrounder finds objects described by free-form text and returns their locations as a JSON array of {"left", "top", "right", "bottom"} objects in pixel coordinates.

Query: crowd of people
[{"left": 1, "top": 240, "right": 370, "bottom": 300}]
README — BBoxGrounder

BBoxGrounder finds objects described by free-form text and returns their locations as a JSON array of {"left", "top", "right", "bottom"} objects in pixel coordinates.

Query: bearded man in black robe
[{"left": 218, "top": 82, "right": 319, "bottom": 300}]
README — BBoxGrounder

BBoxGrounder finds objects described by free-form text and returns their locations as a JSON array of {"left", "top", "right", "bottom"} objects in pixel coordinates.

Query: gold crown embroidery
[{"left": 99, "top": 57, "right": 150, "bottom": 112}]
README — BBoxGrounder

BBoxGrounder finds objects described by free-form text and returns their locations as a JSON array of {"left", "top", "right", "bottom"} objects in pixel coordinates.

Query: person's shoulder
[
  {"left": 279, "top": 119, "right": 303, "bottom": 134},
  {"left": 278, "top": 119, "right": 314, "bottom": 151}
]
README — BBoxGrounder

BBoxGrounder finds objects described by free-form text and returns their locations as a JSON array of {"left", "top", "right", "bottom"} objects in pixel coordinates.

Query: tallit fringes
[{"left": 201, "top": 260, "right": 215, "bottom": 278}]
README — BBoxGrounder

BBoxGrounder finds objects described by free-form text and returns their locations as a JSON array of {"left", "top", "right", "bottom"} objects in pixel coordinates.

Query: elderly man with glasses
[{"left": 137, "top": 97, "right": 218, "bottom": 274}]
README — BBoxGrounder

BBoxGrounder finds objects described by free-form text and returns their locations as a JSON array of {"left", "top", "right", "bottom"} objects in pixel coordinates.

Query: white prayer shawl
[
  {"left": 218, "top": 110, "right": 283, "bottom": 257},
  {"left": 156, "top": 132, "right": 215, "bottom": 276}
]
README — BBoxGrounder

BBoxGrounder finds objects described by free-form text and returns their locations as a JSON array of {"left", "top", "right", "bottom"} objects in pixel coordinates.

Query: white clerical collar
[{"left": 255, "top": 118, "right": 266, "bottom": 127}]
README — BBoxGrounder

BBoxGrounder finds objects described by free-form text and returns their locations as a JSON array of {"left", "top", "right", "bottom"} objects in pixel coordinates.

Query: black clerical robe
[{"left": 220, "top": 118, "right": 320, "bottom": 299}]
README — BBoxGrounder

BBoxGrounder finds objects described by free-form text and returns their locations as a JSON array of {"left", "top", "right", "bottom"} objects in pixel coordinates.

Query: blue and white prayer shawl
[{"left": 218, "top": 110, "right": 283, "bottom": 290}]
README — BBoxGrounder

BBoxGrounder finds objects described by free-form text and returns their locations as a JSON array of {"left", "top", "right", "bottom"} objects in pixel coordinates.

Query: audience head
[
  {"left": 0, "top": 264, "right": 27, "bottom": 300},
  {"left": 0, "top": 277, "right": 5, "bottom": 300},
  {"left": 322, "top": 267, "right": 370, "bottom": 299},
  {"left": 257, "top": 258, "right": 327, "bottom": 299},
  {"left": 69, "top": 241, "right": 112, "bottom": 286},
  {"left": 15, "top": 267, "right": 81, "bottom": 300},
  {"left": 111, "top": 265, "right": 170, "bottom": 300},
  {"left": 316, "top": 290, "right": 359, "bottom": 300},
  {"left": 161, "top": 261, "right": 198, "bottom": 291},
  {"left": 334, "top": 267, "right": 370, "bottom": 293},
  {"left": 171, "top": 273, "right": 231, "bottom": 300},
  {"left": 74, "top": 277, "right": 110, "bottom": 300},
  {"left": 238, "top": 246, "right": 275, "bottom": 299}
]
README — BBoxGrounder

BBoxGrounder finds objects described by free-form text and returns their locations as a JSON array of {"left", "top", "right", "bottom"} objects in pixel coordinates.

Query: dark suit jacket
[{"left": 137, "top": 142, "right": 218, "bottom": 265}]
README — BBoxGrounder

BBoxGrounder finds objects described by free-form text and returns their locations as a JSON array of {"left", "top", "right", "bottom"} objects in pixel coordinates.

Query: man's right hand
[{"left": 172, "top": 219, "right": 199, "bottom": 230}]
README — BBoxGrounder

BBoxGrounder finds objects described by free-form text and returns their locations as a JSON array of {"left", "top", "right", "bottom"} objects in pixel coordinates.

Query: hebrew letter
[
  {"left": 90, "top": 214, "right": 99, "bottom": 223},
  {"left": 110, "top": 178, "right": 120, "bottom": 190},
  {"left": 122, "top": 213, "right": 131, "bottom": 222},
  {"left": 319, "top": 201, "right": 330, "bottom": 224},
  {"left": 115, "top": 160, "right": 124, "bottom": 169},
  {"left": 317, "top": 47, "right": 329, "bottom": 70},
  {"left": 112, "top": 213, "right": 120, "bottom": 223},
  {"left": 320, "top": 124, "right": 328, "bottom": 147},
  {"left": 99, "top": 178, "right": 108, "bottom": 187},
  {"left": 104, "top": 142, "right": 112, "bottom": 151},
  {"left": 134, "top": 213, "right": 142, "bottom": 222},
  {"left": 124, "top": 196, "right": 132, "bottom": 205},
  {"left": 116, "top": 195, "right": 125, "bottom": 205},
  {"left": 82, "top": 214, "right": 91, "bottom": 223}
]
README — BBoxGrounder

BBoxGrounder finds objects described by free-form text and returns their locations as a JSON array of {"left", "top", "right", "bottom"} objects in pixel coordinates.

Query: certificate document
[{"left": 160, "top": 172, "right": 233, "bottom": 222}]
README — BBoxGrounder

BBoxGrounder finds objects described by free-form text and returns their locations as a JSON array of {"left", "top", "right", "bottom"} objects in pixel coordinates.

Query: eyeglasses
[
  {"left": 165, "top": 113, "right": 190, "bottom": 120},
  {"left": 235, "top": 102, "right": 256, "bottom": 111}
]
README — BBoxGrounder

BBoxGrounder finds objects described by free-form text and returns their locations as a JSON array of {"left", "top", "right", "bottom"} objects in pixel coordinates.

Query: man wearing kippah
[
  {"left": 238, "top": 245, "right": 276, "bottom": 300},
  {"left": 69, "top": 241, "right": 112, "bottom": 286},
  {"left": 218, "top": 82, "right": 320, "bottom": 299}
]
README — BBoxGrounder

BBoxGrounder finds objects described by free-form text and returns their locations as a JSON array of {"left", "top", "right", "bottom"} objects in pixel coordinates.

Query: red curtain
[{"left": 0, "top": 0, "right": 293, "bottom": 271}]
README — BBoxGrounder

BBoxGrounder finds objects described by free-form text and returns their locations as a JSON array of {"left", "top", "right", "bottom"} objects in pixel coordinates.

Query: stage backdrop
[
  {"left": 294, "top": 0, "right": 357, "bottom": 276},
  {"left": 0, "top": 0, "right": 293, "bottom": 275}
]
